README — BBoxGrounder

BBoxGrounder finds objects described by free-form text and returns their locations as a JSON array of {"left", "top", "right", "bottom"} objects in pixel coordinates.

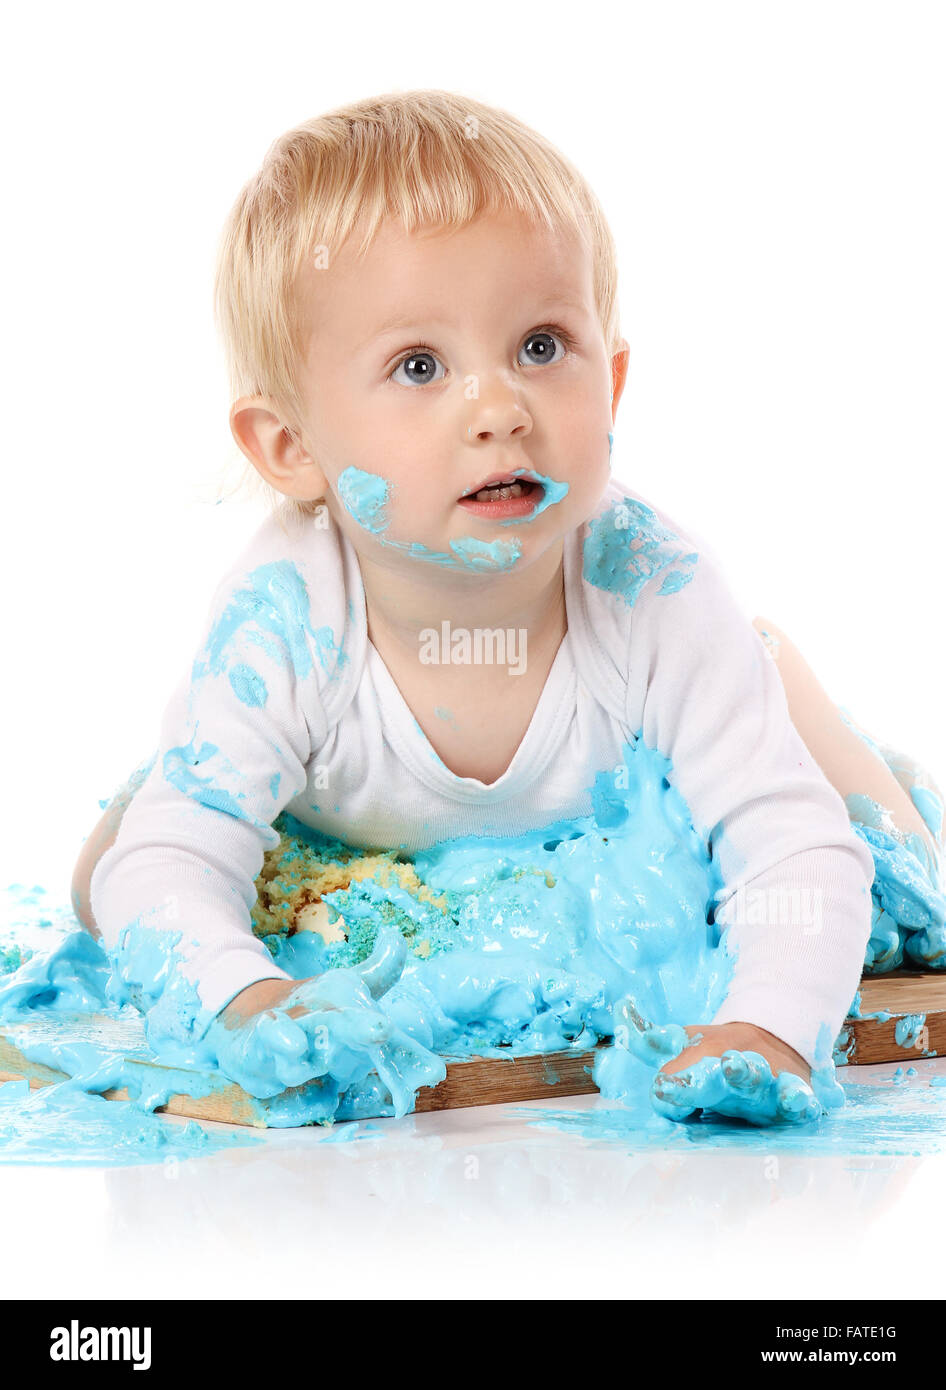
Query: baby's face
[{"left": 295, "top": 208, "right": 618, "bottom": 576}]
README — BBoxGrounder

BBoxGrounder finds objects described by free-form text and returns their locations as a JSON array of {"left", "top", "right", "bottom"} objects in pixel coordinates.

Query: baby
[{"left": 72, "top": 89, "right": 941, "bottom": 1125}]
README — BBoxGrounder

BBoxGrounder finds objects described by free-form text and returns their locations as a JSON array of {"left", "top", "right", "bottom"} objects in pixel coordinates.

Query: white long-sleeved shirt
[{"left": 90, "top": 477, "right": 875, "bottom": 1068}]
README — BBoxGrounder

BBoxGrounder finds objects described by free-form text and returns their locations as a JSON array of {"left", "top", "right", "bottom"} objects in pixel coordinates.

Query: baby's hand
[
  {"left": 612, "top": 997, "right": 824, "bottom": 1126},
  {"left": 204, "top": 929, "right": 445, "bottom": 1115},
  {"left": 212, "top": 972, "right": 394, "bottom": 1094}
]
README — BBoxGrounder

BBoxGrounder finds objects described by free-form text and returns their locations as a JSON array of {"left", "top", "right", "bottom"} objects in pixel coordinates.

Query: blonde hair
[{"left": 213, "top": 88, "right": 622, "bottom": 519}]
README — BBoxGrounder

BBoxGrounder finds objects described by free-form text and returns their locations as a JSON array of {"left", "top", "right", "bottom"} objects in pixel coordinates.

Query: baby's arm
[
  {"left": 620, "top": 531, "right": 875, "bottom": 1121},
  {"left": 90, "top": 561, "right": 326, "bottom": 1029}
]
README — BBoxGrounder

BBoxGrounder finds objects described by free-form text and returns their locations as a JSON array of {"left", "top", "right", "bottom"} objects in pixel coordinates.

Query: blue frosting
[
  {"left": 228, "top": 663, "right": 268, "bottom": 708},
  {"left": 583, "top": 497, "right": 699, "bottom": 605},
  {"left": 192, "top": 560, "right": 347, "bottom": 686},
  {"left": 0, "top": 739, "right": 751, "bottom": 1142},
  {"left": 3, "top": 720, "right": 945, "bottom": 1157},
  {"left": 848, "top": 814, "right": 946, "bottom": 970},
  {"left": 337, "top": 466, "right": 391, "bottom": 533},
  {"left": 335, "top": 463, "right": 573, "bottom": 572}
]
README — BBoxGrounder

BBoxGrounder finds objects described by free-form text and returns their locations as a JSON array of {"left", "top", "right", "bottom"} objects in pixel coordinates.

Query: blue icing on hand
[
  {"left": 597, "top": 997, "right": 837, "bottom": 1127},
  {"left": 583, "top": 497, "right": 699, "bottom": 606},
  {"left": 651, "top": 1051, "right": 823, "bottom": 1126},
  {"left": 228, "top": 664, "right": 268, "bottom": 708},
  {"left": 337, "top": 466, "right": 391, "bottom": 533}
]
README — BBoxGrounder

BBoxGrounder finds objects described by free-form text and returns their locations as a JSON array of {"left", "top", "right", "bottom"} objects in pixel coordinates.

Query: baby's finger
[
  {"left": 719, "top": 1048, "right": 772, "bottom": 1094},
  {"left": 651, "top": 1056, "right": 728, "bottom": 1119},
  {"left": 322, "top": 1007, "right": 392, "bottom": 1051},
  {"left": 774, "top": 1071, "right": 822, "bottom": 1123},
  {"left": 614, "top": 995, "right": 690, "bottom": 1067},
  {"left": 254, "top": 1010, "right": 322, "bottom": 1088}
]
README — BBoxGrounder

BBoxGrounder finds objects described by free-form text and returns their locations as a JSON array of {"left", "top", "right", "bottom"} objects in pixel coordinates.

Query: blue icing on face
[
  {"left": 333, "top": 464, "right": 522, "bottom": 571},
  {"left": 193, "top": 561, "right": 346, "bottom": 686},
  {"left": 583, "top": 498, "right": 699, "bottom": 606},
  {"left": 495, "top": 471, "right": 570, "bottom": 527},
  {"left": 269, "top": 772, "right": 281, "bottom": 801},
  {"left": 228, "top": 664, "right": 268, "bottom": 708},
  {"left": 337, "top": 466, "right": 391, "bottom": 533},
  {"left": 442, "top": 537, "right": 522, "bottom": 570},
  {"left": 379, "top": 536, "right": 522, "bottom": 572}
]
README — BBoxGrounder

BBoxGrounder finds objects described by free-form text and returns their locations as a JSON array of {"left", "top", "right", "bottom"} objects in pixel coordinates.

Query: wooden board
[
  {"left": 1, "top": 970, "right": 943, "bottom": 1128},
  {"left": 839, "top": 972, "right": 946, "bottom": 1064}
]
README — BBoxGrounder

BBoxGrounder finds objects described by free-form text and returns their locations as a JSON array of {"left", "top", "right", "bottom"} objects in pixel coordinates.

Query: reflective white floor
[{"left": 4, "top": 1056, "right": 945, "bottom": 1300}]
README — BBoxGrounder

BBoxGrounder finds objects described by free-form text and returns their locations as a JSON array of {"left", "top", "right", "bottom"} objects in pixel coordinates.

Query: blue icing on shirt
[
  {"left": 163, "top": 739, "right": 268, "bottom": 831},
  {"left": 193, "top": 561, "right": 346, "bottom": 686},
  {"left": 583, "top": 497, "right": 699, "bottom": 606},
  {"left": 228, "top": 663, "right": 268, "bottom": 708}
]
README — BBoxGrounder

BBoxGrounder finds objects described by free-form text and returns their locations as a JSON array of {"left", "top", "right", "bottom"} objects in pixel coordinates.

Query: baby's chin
[{"left": 341, "top": 514, "right": 562, "bottom": 579}]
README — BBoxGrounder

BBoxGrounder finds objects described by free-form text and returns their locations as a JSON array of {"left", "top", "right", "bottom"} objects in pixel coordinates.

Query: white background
[{"left": 1, "top": 0, "right": 945, "bottom": 1302}]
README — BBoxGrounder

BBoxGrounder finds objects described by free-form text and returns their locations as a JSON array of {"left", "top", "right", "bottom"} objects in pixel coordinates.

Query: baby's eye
[
  {"left": 518, "top": 329, "right": 568, "bottom": 367},
  {"left": 391, "top": 349, "right": 445, "bottom": 387}
]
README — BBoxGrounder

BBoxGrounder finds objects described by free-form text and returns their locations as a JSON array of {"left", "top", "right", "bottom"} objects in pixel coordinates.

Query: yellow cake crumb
[{"left": 250, "top": 828, "right": 448, "bottom": 942}]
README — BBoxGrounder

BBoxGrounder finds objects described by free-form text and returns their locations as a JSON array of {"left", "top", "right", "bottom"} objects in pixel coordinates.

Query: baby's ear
[
  {"left": 610, "top": 339, "right": 630, "bottom": 414},
  {"left": 229, "top": 396, "right": 328, "bottom": 502}
]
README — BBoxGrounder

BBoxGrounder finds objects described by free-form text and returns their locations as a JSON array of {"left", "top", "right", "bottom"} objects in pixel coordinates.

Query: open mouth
[{"left": 457, "top": 472, "right": 545, "bottom": 519}]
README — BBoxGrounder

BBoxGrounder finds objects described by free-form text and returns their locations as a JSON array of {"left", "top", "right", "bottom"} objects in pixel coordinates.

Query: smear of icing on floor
[
  {"left": 521, "top": 1071, "right": 946, "bottom": 1157},
  {"left": 0, "top": 1078, "right": 258, "bottom": 1167}
]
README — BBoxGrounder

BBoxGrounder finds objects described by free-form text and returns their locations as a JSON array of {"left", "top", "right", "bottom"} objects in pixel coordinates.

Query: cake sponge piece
[{"left": 250, "top": 814, "right": 449, "bottom": 948}]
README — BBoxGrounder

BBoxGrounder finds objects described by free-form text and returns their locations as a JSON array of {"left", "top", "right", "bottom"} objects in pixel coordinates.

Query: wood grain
[{"left": 1, "top": 969, "right": 943, "bottom": 1127}]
